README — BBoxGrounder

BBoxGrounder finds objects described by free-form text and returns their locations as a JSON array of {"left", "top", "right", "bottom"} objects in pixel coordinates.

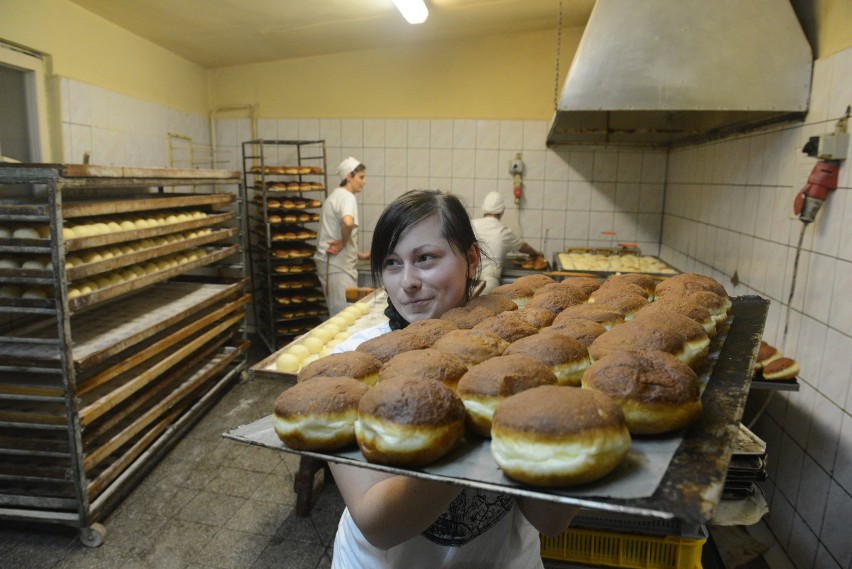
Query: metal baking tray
[
  {"left": 230, "top": 296, "right": 768, "bottom": 524},
  {"left": 553, "top": 252, "right": 678, "bottom": 277}
]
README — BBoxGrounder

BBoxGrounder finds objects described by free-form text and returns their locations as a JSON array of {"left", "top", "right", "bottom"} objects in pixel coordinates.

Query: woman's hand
[
  {"left": 517, "top": 497, "right": 579, "bottom": 536},
  {"left": 329, "top": 463, "right": 463, "bottom": 550}
]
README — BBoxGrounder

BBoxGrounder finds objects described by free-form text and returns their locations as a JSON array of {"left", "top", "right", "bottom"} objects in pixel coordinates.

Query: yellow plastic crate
[{"left": 540, "top": 527, "right": 705, "bottom": 569}]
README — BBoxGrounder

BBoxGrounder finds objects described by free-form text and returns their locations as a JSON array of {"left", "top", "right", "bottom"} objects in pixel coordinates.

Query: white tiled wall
[
  {"left": 215, "top": 118, "right": 668, "bottom": 264},
  {"left": 662, "top": 46, "right": 852, "bottom": 569},
  {"left": 60, "top": 78, "right": 210, "bottom": 167}
]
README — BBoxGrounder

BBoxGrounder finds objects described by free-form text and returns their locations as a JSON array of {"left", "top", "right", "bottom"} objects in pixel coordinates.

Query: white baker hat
[
  {"left": 481, "top": 191, "right": 505, "bottom": 215},
  {"left": 336, "top": 157, "right": 362, "bottom": 181}
]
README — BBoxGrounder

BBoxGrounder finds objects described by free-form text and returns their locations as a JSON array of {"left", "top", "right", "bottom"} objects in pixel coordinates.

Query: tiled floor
[{"left": 0, "top": 339, "right": 786, "bottom": 569}]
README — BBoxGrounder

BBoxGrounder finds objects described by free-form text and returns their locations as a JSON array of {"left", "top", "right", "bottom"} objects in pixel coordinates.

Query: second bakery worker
[
  {"left": 315, "top": 157, "right": 371, "bottom": 315},
  {"left": 471, "top": 191, "right": 544, "bottom": 294}
]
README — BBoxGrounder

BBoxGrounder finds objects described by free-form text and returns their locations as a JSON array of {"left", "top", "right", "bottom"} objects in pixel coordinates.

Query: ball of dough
[
  {"left": 13, "top": 227, "right": 40, "bottom": 239},
  {"left": 354, "top": 302, "right": 371, "bottom": 315},
  {"left": 286, "top": 344, "right": 311, "bottom": 361},
  {"left": 310, "top": 327, "right": 334, "bottom": 344},
  {"left": 275, "top": 353, "right": 302, "bottom": 373},
  {"left": 302, "top": 337, "right": 324, "bottom": 354}
]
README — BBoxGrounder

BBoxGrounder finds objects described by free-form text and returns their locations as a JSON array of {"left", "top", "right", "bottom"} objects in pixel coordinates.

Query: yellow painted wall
[
  {"left": 0, "top": 0, "right": 208, "bottom": 115},
  {"left": 210, "top": 28, "right": 583, "bottom": 120},
  {"left": 815, "top": 0, "right": 852, "bottom": 56}
]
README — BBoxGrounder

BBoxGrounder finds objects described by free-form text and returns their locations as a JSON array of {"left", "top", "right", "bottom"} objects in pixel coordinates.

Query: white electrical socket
[{"left": 817, "top": 132, "right": 850, "bottom": 160}]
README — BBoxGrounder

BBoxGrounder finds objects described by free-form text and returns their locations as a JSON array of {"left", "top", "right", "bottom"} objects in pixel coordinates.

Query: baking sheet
[{"left": 230, "top": 308, "right": 731, "bottom": 505}]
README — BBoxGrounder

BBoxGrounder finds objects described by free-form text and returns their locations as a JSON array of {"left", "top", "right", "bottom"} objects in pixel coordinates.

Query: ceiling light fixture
[{"left": 392, "top": 0, "right": 428, "bottom": 24}]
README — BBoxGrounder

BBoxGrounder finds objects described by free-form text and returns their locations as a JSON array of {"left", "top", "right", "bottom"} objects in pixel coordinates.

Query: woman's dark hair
[{"left": 371, "top": 189, "right": 480, "bottom": 330}]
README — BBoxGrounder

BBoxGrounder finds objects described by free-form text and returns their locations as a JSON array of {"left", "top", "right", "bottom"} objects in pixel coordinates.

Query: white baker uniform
[
  {"left": 471, "top": 216, "right": 523, "bottom": 294},
  {"left": 315, "top": 187, "right": 360, "bottom": 315}
]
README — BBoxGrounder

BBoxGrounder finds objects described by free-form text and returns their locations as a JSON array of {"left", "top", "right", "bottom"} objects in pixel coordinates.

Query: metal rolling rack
[
  {"left": 242, "top": 139, "right": 328, "bottom": 352},
  {"left": 0, "top": 163, "right": 250, "bottom": 546}
]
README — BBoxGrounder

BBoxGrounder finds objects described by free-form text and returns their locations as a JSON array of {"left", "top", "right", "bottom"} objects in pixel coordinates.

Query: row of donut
[
  {"left": 273, "top": 271, "right": 730, "bottom": 487},
  {"left": 557, "top": 252, "right": 676, "bottom": 274},
  {"left": 257, "top": 181, "right": 324, "bottom": 192},
  {"left": 253, "top": 196, "right": 322, "bottom": 210},
  {"left": 249, "top": 165, "right": 323, "bottom": 175},
  {"left": 755, "top": 340, "right": 799, "bottom": 380}
]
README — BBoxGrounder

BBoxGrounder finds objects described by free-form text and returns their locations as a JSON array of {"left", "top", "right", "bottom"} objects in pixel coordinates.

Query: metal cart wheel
[{"left": 80, "top": 522, "right": 106, "bottom": 547}]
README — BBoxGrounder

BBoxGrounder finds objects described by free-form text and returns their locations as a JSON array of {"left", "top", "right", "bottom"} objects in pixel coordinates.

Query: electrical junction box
[{"left": 817, "top": 132, "right": 850, "bottom": 160}]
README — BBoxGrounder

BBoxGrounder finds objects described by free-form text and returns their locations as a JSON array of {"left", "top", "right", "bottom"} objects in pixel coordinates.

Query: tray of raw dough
[{"left": 555, "top": 252, "right": 677, "bottom": 276}]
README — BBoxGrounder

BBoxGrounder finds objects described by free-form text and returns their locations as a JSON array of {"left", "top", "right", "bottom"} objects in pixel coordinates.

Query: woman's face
[{"left": 382, "top": 215, "right": 478, "bottom": 323}]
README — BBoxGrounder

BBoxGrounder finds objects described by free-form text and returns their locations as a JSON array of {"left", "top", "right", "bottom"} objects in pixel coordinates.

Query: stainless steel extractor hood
[{"left": 547, "top": 0, "right": 813, "bottom": 148}]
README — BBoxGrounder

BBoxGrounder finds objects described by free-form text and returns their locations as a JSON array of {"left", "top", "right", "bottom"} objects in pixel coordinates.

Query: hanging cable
[{"left": 553, "top": 0, "right": 564, "bottom": 112}]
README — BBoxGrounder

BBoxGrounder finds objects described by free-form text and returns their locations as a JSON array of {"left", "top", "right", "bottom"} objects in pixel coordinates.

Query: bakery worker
[
  {"left": 315, "top": 157, "right": 371, "bottom": 316},
  {"left": 471, "top": 191, "right": 544, "bottom": 294},
  {"left": 329, "top": 189, "right": 577, "bottom": 568}
]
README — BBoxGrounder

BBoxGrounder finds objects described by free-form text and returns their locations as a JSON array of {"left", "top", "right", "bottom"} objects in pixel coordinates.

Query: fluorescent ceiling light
[{"left": 392, "top": 0, "right": 428, "bottom": 24}]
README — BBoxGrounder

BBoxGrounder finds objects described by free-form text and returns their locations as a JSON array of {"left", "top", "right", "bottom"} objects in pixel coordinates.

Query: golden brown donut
[
  {"left": 582, "top": 350, "right": 703, "bottom": 434},
  {"left": 662, "top": 290, "right": 731, "bottom": 324},
  {"left": 432, "top": 329, "right": 510, "bottom": 368},
  {"left": 379, "top": 348, "right": 468, "bottom": 393},
  {"left": 553, "top": 304, "right": 625, "bottom": 329},
  {"left": 634, "top": 297, "right": 717, "bottom": 337},
  {"left": 515, "top": 306, "right": 557, "bottom": 329},
  {"left": 558, "top": 276, "right": 603, "bottom": 299},
  {"left": 490, "top": 283, "right": 534, "bottom": 308},
  {"left": 598, "top": 273, "right": 658, "bottom": 296},
  {"left": 297, "top": 351, "right": 382, "bottom": 386},
  {"left": 631, "top": 308, "right": 711, "bottom": 368},
  {"left": 472, "top": 311, "right": 539, "bottom": 343},
  {"left": 543, "top": 319, "right": 608, "bottom": 348},
  {"left": 504, "top": 331, "right": 590, "bottom": 386},
  {"left": 490, "top": 385, "right": 631, "bottom": 486},
  {"left": 356, "top": 376, "right": 465, "bottom": 466},
  {"left": 762, "top": 357, "right": 799, "bottom": 380},
  {"left": 655, "top": 272, "right": 727, "bottom": 298},
  {"left": 587, "top": 289, "right": 649, "bottom": 319},
  {"left": 465, "top": 293, "right": 519, "bottom": 314},
  {"left": 355, "top": 329, "right": 431, "bottom": 363},
  {"left": 526, "top": 287, "right": 584, "bottom": 315},
  {"left": 456, "top": 354, "right": 558, "bottom": 437},
  {"left": 755, "top": 341, "right": 780, "bottom": 371},
  {"left": 512, "top": 273, "right": 556, "bottom": 292},
  {"left": 440, "top": 305, "right": 496, "bottom": 329},
  {"left": 403, "top": 318, "right": 458, "bottom": 345},
  {"left": 273, "top": 376, "right": 369, "bottom": 450},
  {"left": 589, "top": 320, "right": 686, "bottom": 363},
  {"left": 591, "top": 282, "right": 653, "bottom": 302}
]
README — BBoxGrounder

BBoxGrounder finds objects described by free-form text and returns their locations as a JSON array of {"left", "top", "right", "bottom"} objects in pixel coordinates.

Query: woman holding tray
[{"left": 329, "top": 189, "right": 577, "bottom": 568}]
